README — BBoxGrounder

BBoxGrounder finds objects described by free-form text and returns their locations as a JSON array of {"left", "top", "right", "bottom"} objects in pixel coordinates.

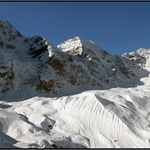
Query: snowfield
[
  {"left": 1, "top": 20, "right": 150, "bottom": 148},
  {"left": 1, "top": 80, "right": 150, "bottom": 148}
]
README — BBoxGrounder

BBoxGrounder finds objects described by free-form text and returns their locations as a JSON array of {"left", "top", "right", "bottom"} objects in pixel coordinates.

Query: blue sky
[{"left": 0, "top": 2, "right": 150, "bottom": 55}]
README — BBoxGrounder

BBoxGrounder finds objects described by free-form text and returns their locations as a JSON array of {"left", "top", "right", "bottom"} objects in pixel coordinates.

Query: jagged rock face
[
  {"left": 0, "top": 20, "right": 149, "bottom": 94},
  {"left": 36, "top": 53, "right": 84, "bottom": 93},
  {"left": 0, "top": 65, "right": 14, "bottom": 92},
  {"left": 122, "top": 49, "right": 150, "bottom": 73},
  {"left": 0, "top": 20, "right": 50, "bottom": 92},
  {"left": 57, "top": 37, "right": 144, "bottom": 86},
  {"left": 122, "top": 51, "right": 146, "bottom": 64}
]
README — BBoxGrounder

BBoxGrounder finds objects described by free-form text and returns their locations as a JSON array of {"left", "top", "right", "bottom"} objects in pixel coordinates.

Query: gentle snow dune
[{"left": 1, "top": 76, "right": 150, "bottom": 148}]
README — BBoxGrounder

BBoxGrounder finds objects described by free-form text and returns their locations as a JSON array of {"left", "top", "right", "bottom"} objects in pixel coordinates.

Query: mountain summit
[
  {"left": 0, "top": 20, "right": 22, "bottom": 41},
  {"left": 0, "top": 20, "right": 149, "bottom": 95}
]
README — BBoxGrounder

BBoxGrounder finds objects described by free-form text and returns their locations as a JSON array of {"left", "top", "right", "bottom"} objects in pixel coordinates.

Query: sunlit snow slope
[{"left": 0, "top": 20, "right": 150, "bottom": 148}]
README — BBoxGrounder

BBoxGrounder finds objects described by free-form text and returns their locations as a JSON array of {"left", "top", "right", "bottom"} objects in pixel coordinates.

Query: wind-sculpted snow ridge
[
  {"left": 1, "top": 20, "right": 150, "bottom": 148},
  {"left": 1, "top": 85, "right": 150, "bottom": 148}
]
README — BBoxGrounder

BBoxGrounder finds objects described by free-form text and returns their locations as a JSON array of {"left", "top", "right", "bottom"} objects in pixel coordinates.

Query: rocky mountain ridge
[{"left": 0, "top": 20, "right": 149, "bottom": 95}]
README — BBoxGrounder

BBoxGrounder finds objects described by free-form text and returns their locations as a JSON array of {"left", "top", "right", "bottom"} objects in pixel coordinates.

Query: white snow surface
[
  {"left": 1, "top": 20, "right": 150, "bottom": 148},
  {"left": 1, "top": 78, "right": 150, "bottom": 148}
]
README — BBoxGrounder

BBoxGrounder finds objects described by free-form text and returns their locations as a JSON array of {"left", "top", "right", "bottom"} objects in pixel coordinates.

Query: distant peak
[
  {"left": 65, "top": 36, "right": 82, "bottom": 43},
  {"left": 0, "top": 19, "right": 22, "bottom": 40},
  {"left": 73, "top": 36, "right": 81, "bottom": 40},
  {"left": 0, "top": 19, "right": 8, "bottom": 23},
  {"left": 0, "top": 19, "right": 13, "bottom": 28}
]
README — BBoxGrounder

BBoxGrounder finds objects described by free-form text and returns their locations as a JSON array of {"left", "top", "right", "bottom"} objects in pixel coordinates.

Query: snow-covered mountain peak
[
  {"left": 0, "top": 20, "right": 63, "bottom": 93},
  {"left": 122, "top": 48, "right": 150, "bottom": 71},
  {"left": 57, "top": 36, "right": 110, "bottom": 60},
  {"left": 136, "top": 48, "right": 150, "bottom": 60},
  {"left": 0, "top": 20, "right": 22, "bottom": 42},
  {"left": 57, "top": 36, "right": 83, "bottom": 55},
  {"left": 0, "top": 20, "right": 149, "bottom": 95},
  {"left": 123, "top": 48, "right": 150, "bottom": 60}
]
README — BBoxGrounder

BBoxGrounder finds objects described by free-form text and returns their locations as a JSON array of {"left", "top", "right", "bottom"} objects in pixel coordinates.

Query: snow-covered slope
[
  {"left": 57, "top": 36, "right": 148, "bottom": 88},
  {"left": 0, "top": 20, "right": 148, "bottom": 95},
  {"left": 123, "top": 48, "right": 150, "bottom": 72},
  {"left": 1, "top": 20, "right": 150, "bottom": 148}
]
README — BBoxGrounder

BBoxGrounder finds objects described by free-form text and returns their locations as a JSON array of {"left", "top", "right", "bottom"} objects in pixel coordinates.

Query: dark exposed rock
[{"left": 28, "top": 45, "right": 48, "bottom": 58}]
